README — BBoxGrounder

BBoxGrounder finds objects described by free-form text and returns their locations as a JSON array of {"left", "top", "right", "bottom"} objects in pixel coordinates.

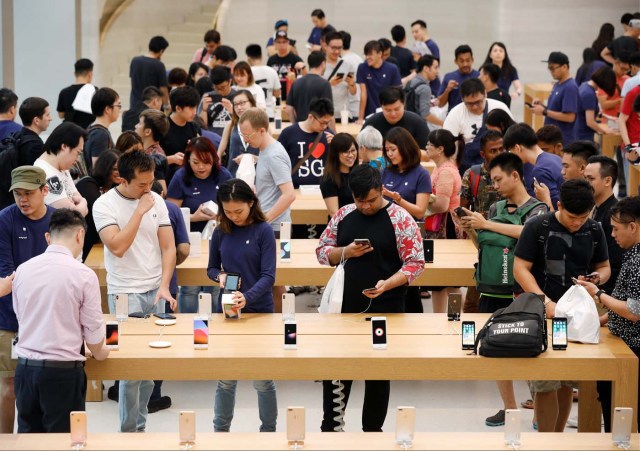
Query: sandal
[
  {"left": 520, "top": 399, "right": 534, "bottom": 409},
  {"left": 420, "top": 290, "right": 432, "bottom": 299}
]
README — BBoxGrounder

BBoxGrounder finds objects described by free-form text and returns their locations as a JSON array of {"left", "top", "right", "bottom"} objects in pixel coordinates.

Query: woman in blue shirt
[{"left": 207, "top": 178, "right": 277, "bottom": 432}]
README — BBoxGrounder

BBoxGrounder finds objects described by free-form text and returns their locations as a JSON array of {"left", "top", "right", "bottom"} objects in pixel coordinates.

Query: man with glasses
[
  {"left": 200, "top": 66, "right": 235, "bottom": 137},
  {"left": 530, "top": 52, "right": 578, "bottom": 146},
  {"left": 323, "top": 31, "right": 357, "bottom": 122},
  {"left": 286, "top": 51, "right": 332, "bottom": 123},
  {"left": 84, "top": 87, "right": 121, "bottom": 174},
  {"left": 443, "top": 78, "right": 512, "bottom": 174}
]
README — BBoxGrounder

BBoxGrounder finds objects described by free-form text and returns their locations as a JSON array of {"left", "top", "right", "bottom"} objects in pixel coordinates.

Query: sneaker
[
  {"left": 107, "top": 385, "right": 118, "bottom": 402},
  {"left": 566, "top": 414, "right": 578, "bottom": 428},
  {"left": 485, "top": 409, "right": 505, "bottom": 427},
  {"left": 147, "top": 395, "right": 171, "bottom": 413}
]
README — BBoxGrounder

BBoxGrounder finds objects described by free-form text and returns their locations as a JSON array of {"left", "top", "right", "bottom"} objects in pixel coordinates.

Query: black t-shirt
[
  {"left": 75, "top": 176, "right": 102, "bottom": 261},
  {"left": 390, "top": 46, "right": 416, "bottom": 77},
  {"left": 514, "top": 213, "right": 609, "bottom": 302},
  {"left": 607, "top": 36, "right": 640, "bottom": 59},
  {"left": 129, "top": 55, "right": 168, "bottom": 106},
  {"left": 159, "top": 118, "right": 200, "bottom": 181},
  {"left": 278, "top": 123, "right": 330, "bottom": 187},
  {"left": 286, "top": 74, "right": 333, "bottom": 121},
  {"left": 266, "top": 52, "right": 303, "bottom": 101},
  {"left": 362, "top": 111, "right": 429, "bottom": 148},
  {"left": 84, "top": 124, "right": 114, "bottom": 172},
  {"left": 56, "top": 84, "right": 96, "bottom": 129},
  {"left": 320, "top": 172, "right": 352, "bottom": 209},
  {"left": 593, "top": 194, "right": 623, "bottom": 293},
  {"left": 487, "top": 88, "right": 511, "bottom": 108},
  {"left": 17, "top": 128, "right": 44, "bottom": 166}
]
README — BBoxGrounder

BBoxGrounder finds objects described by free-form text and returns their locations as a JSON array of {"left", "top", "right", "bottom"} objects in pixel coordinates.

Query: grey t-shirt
[
  {"left": 408, "top": 75, "right": 433, "bottom": 126},
  {"left": 256, "top": 140, "right": 293, "bottom": 231}
]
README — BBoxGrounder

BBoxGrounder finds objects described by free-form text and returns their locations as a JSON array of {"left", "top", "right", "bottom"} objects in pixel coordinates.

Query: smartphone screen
[
  {"left": 462, "top": 321, "right": 475, "bottom": 349},
  {"left": 284, "top": 322, "right": 297, "bottom": 347},
  {"left": 423, "top": 239, "right": 434, "bottom": 263},
  {"left": 225, "top": 274, "right": 240, "bottom": 292},
  {"left": 194, "top": 319, "right": 209, "bottom": 348},
  {"left": 371, "top": 317, "right": 387, "bottom": 347},
  {"left": 106, "top": 323, "right": 119, "bottom": 347},
  {"left": 552, "top": 318, "right": 567, "bottom": 348}
]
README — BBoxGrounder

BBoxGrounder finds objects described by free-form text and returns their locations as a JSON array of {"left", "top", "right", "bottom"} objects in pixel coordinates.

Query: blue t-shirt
[
  {"left": 574, "top": 82, "right": 599, "bottom": 142},
  {"left": 0, "top": 120, "right": 21, "bottom": 141},
  {"left": 497, "top": 67, "right": 519, "bottom": 92},
  {"left": 381, "top": 165, "right": 432, "bottom": 219},
  {"left": 278, "top": 123, "right": 331, "bottom": 188},
  {"left": 524, "top": 152, "right": 563, "bottom": 208},
  {"left": 356, "top": 61, "right": 402, "bottom": 116},
  {"left": 369, "top": 156, "right": 387, "bottom": 170},
  {"left": 438, "top": 69, "right": 480, "bottom": 109},
  {"left": 545, "top": 78, "right": 579, "bottom": 146},
  {"left": 207, "top": 221, "right": 276, "bottom": 313},
  {"left": 425, "top": 40, "right": 442, "bottom": 94},
  {"left": 0, "top": 205, "right": 54, "bottom": 331},
  {"left": 165, "top": 200, "right": 189, "bottom": 295},
  {"left": 167, "top": 166, "right": 233, "bottom": 232}
]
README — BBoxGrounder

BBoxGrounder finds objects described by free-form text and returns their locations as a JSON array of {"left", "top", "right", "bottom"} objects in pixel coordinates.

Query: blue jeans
[
  {"left": 178, "top": 286, "right": 219, "bottom": 313},
  {"left": 108, "top": 289, "right": 163, "bottom": 432},
  {"left": 213, "top": 380, "right": 277, "bottom": 432}
]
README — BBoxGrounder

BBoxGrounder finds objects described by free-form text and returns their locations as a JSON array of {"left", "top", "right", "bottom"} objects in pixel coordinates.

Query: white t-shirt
[
  {"left": 93, "top": 188, "right": 171, "bottom": 294},
  {"left": 34, "top": 158, "right": 79, "bottom": 206},
  {"left": 251, "top": 65, "right": 281, "bottom": 118},
  {"left": 341, "top": 52, "right": 364, "bottom": 118},
  {"left": 323, "top": 58, "right": 358, "bottom": 117},
  {"left": 443, "top": 99, "right": 512, "bottom": 143},
  {"left": 240, "top": 83, "right": 267, "bottom": 112}
]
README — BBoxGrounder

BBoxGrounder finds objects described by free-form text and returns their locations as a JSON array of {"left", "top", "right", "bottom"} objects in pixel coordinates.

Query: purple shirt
[
  {"left": 524, "top": 152, "right": 564, "bottom": 207},
  {"left": 381, "top": 165, "right": 432, "bottom": 219},
  {"left": 497, "top": 67, "right": 519, "bottom": 92},
  {"left": 574, "top": 82, "right": 599, "bottom": 141},
  {"left": 0, "top": 204, "right": 54, "bottom": 331},
  {"left": 545, "top": 78, "right": 579, "bottom": 146},
  {"left": 356, "top": 61, "right": 402, "bottom": 116},
  {"left": 167, "top": 166, "right": 233, "bottom": 232},
  {"left": 438, "top": 69, "right": 480, "bottom": 109},
  {"left": 13, "top": 245, "right": 104, "bottom": 361},
  {"left": 0, "top": 120, "right": 21, "bottom": 141}
]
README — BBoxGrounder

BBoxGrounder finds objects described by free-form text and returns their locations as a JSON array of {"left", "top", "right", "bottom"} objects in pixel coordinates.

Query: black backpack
[
  {"left": 404, "top": 78, "right": 427, "bottom": 114},
  {"left": 0, "top": 131, "right": 40, "bottom": 210},
  {"left": 474, "top": 293, "right": 548, "bottom": 357}
]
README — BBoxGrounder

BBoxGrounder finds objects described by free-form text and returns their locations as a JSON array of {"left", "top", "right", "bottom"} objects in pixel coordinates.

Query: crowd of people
[{"left": 0, "top": 6, "right": 639, "bottom": 439}]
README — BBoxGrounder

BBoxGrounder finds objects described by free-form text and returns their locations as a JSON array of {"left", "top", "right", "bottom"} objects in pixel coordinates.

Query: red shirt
[{"left": 621, "top": 85, "right": 640, "bottom": 144}]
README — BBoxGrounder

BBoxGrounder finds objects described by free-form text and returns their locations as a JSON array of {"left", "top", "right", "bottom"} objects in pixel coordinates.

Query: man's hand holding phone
[
  {"left": 362, "top": 280, "right": 387, "bottom": 298},
  {"left": 345, "top": 240, "right": 374, "bottom": 259}
]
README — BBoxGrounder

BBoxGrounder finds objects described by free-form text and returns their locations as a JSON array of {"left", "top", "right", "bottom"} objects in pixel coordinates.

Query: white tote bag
[
  {"left": 236, "top": 153, "right": 256, "bottom": 190},
  {"left": 555, "top": 284, "right": 600, "bottom": 344},
  {"left": 318, "top": 249, "right": 346, "bottom": 314}
]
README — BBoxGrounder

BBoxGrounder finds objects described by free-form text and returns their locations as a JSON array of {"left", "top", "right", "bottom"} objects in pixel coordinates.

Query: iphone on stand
[
  {"left": 179, "top": 411, "right": 196, "bottom": 444},
  {"left": 280, "top": 221, "right": 292, "bottom": 262},
  {"left": 395, "top": 406, "right": 415, "bottom": 446},
  {"left": 198, "top": 292, "right": 212, "bottom": 319},
  {"left": 552, "top": 317, "right": 568, "bottom": 350},
  {"left": 461, "top": 321, "right": 475, "bottom": 350},
  {"left": 193, "top": 318, "right": 209, "bottom": 349},
  {"left": 286, "top": 406, "right": 305, "bottom": 444},
  {"left": 612, "top": 407, "right": 632, "bottom": 445},
  {"left": 115, "top": 293, "right": 128, "bottom": 321},
  {"left": 284, "top": 321, "right": 297, "bottom": 349},
  {"left": 504, "top": 409, "right": 521, "bottom": 446},
  {"left": 70, "top": 411, "right": 87, "bottom": 447},
  {"left": 282, "top": 293, "right": 295, "bottom": 321},
  {"left": 105, "top": 321, "right": 119, "bottom": 350},
  {"left": 447, "top": 293, "right": 462, "bottom": 321},
  {"left": 371, "top": 316, "right": 387, "bottom": 349}
]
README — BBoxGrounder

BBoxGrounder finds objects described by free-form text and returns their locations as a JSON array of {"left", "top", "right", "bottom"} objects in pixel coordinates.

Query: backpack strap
[
  {"left": 469, "top": 164, "right": 483, "bottom": 199},
  {"left": 200, "top": 47, "right": 208, "bottom": 62}
]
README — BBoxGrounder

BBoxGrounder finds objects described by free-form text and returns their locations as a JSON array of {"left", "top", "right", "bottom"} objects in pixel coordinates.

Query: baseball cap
[
  {"left": 275, "top": 19, "right": 288, "bottom": 30},
  {"left": 274, "top": 30, "right": 289, "bottom": 41},
  {"left": 9, "top": 166, "right": 46, "bottom": 192},
  {"left": 210, "top": 66, "right": 232, "bottom": 85},
  {"left": 630, "top": 19, "right": 640, "bottom": 29},
  {"left": 541, "top": 51, "right": 569, "bottom": 66}
]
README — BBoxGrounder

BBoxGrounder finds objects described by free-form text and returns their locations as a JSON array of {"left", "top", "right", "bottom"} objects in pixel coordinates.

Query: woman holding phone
[{"left": 207, "top": 178, "right": 277, "bottom": 432}]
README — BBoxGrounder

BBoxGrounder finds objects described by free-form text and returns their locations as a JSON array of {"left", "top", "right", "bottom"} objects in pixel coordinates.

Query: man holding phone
[
  {"left": 316, "top": 165, "right": 424, "bottom": 432},
  {"left": 323, "top": 31, "right": 357, "bottom": 122}
]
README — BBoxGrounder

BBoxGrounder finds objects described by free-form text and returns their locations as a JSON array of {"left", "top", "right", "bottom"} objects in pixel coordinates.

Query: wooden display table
[
  {"left": 595, "top": 130, "right": 622, "bottom": 159},
  {"left": 630, "top": 165, "right": 640, "bottom": 197},
  {"left": 1, "top": 432, "right": 637, "bottom": 450},
  {"left": 523, "top": 83, "right": 553, "bottom": 131}
]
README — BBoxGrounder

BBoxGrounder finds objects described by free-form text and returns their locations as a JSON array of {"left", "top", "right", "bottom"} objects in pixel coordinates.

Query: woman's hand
[{"left": 382, "top": 187, "right": 401, "bottom": 203}]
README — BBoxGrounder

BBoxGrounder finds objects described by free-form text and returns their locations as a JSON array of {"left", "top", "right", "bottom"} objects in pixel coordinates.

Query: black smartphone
[
  {"left": 552, "top": 317, "right": 568, "bottom": 350},
  {"left": 423, "top": 239, "right": 434, "bottom": 263},
  {"left": 447, "top": 293, "right": 462, "bottom": 321},
  {"left": 335, "top": 73, "right": 344, "bottom": 79},
  {"left": 284, "top": 321, "right": 297, "bottom": 349},
  {"left": 347, "top": 72, "right": 354, "bottom": 78},
  {"left": 525, "top": 102, "right": 533, "bottom": 108},
  {"left": 128, "top": 311, "right": 149, "bottom": 319},
  {"left": 224, "top": 273, "right": 241, "bottom": 292},
  {"left": 454, "top": 206, "right": 467, "bottom": 218},
  {"left": 154, "top": 313, "right": 176, "bottom": 320},
  {"left": 462, "top": 321, "right": 475, "bottom": 350},
  {"left": 354, "top": 238, "right": 371, "bottom": 246}
]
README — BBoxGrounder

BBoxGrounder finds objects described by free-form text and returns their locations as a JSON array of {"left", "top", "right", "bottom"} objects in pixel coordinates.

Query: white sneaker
[{"left": 566, "top": 414, "right": 578, "bottom": 428}]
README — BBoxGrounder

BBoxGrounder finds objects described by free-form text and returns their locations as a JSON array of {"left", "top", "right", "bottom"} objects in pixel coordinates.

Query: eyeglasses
[
  {"left": 111, "top": 103, "right": 122, "bottom": 109},
  {"left": 240, "top": 130, "right": 258, "bottom": 140},
  {"left": 233, "top": 100, "right": 249, "bottom": 108},
  {"left": 312, "top": 115, "right": 332, "bottom": 127},
  {"left": 329, "top": 45, "right": 343, "bottom": 51},
  {"left": 463, "top": 98, "right": 485, "bottom": 108},
  {"left": 340, "top": 147, "right": 358, "bottom": 154}
]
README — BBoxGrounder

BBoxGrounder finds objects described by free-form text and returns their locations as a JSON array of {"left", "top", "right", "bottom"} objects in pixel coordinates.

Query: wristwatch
[
  {"left": 595, "top": 289, "right": 605, "bottom": 302},
  {"left": 542, "top": 106, "right": 548, "bottom": 116}
]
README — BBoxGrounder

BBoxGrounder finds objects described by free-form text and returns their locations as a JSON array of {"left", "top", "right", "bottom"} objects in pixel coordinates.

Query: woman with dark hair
[
  {"left": 483, "top": 42, "right": 522, "bottom": 97},
  {"left": 115, "top": 130, "right": 143, "bottom": 153},
  {"left": 76, "top": 150, "right": 121, "bottom": 260},
  {"left": 575, "top": 48, "right": 608, "bottom": 85},
  {"left": 167, "top": 136, "right": 232, "bottom": 312},
  {"left": 207, "top": 178, "right": 277, "bottom": 433},
  {"left": 575, "top": 66, "right": 617, "bottom": 140},
  {"left": 321, "top": 133, "right": 359, "bottom": 217},
  {"left": 425, "top": 129, "right": 463, "bottom": 312},
  {"left": 233, "top": 61, "right": 266, "bottom": 110},
  {"left": 591, "top": 23, "right": 615, "bottom": 63},
  {"left": 217, "top": 89, "right": 259, "bottom": 176},
  {"left": 485, "top": 109, "right": 516, "bottom": 135},
  {"left": 187, "top": 62, "right": 210, "bottom": 87}
]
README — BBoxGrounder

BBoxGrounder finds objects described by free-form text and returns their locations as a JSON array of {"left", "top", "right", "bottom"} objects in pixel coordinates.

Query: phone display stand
[
  {"left": 614, "top": 441, "right": 631, "bottom": 451},
  {"left": 288, "top": 440, "right": 304, "bottom": 450},
  {"left": 504, "top": 439, "right": 521, "bottom": 450},
  {"left": 71, "top": 443, "right": 85, "bottom": 450},
  {"left": 397, "top": 439, "right": 413, "bottom": 450},
  {"left": 179, "top": 442, "right": 194, "bottom": 451}
]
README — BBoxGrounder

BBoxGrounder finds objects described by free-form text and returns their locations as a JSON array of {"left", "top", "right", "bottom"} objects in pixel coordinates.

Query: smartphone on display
[
  {"left": 395, "top": 406, "right": 416, "bottom": 445},
  {"left": 115, "top": 293, "right": 128, "bottom": 320},
  {"left": 552, "top": 317, "right": 568, "bottom": 350},
  {"left": 70, "top": 411, "right": 87, "bottom": 446},
  {"left": 153, "top": 313, "right": 176, "bottom": 320},
  {"left": 504, "top": 409, "right": 521, "bottom": 445},
  {"left": 423, "top": 239, "right": 434, "bottom": 263},
  {"left": 612, "top": 407, "right": 633, "bottom": 445},
  {"left": 284, "top": 321, "right": 297, "bottom": 349},
  {"left": 282, "top": 293, "right": 295, "bottom": 321},
  {"left": 354, "top": 238, "right": 371, "bottom": 246},
  {"left": 286, "top": 406, "right": 305, "bottom": 442},
  {"left": 179, "top": 411, "right": 196, "bottom": 444},
  {"left": 462, "top": 321, "right": 475, "bottom": 350},
  {"left": 447, "top": 293, "right": 462, "bottom": 321},
  {"left": 454, "top": 206, "right": 467, "bottom": 218},
  {"left": 198, "top": 292, "right": 212, "bottom": 319},
  {"left": 105, "top": 321, "right": 119, "bottom": 350},
  {"left": 280, "top": 221, "right": 292, "bottom": 261},
  {"left": 371, "top": 316, "right": 387, "bottom": 349},
  {"left": 193, "top": 318, "right": 209, "bottom": 349}
]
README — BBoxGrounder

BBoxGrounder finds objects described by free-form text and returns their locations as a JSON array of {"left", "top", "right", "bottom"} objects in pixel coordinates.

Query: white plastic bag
[
  {"left": 236, "top": 154, "right": 256, "bottom": 190},
  {"left": 555, "top": 284, "right": 600, "bottom": 344},
  {"left": 318, "top": 250, "right": 346, "bottom": 314}
]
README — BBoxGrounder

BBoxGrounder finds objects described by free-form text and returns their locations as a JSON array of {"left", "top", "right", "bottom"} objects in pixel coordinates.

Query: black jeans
[
  {"left": 597, "top": 345, "right": 640, "bottom": 432},
  {"left": 14, "top": 364, "right": 86, "bottom": 433},
  {"left": 321, "top": 379, "right": 390, "bottom": 432}
]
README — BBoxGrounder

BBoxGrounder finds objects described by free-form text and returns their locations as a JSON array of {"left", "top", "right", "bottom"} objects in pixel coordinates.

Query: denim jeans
[
  {"left": 178, "top": 286, "right": 219, "bottom": 313},
  {"left": 213, "top": 380, "right": 277, "bottom": 432},
  {"left": 108, "top": 289, "right": 163, "bottom": 432}
]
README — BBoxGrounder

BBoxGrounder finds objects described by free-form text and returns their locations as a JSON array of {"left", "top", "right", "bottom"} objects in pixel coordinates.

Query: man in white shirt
[
  {"left": 245, "top": 44, "right": 281, "bottom": 120},
  {"left": 93, "top": 150, "right": 176, "bottom": 433},
  {"left": 322, "top": 31, "right": 357, "bottom": 120},
  {"left": 444, "top": 78, "right": 512, "bottom": 174},
  {"left": 339, "top": 31, "right": 363, "bottom": 120},
  {"left": 34, "top": 122, "right": 89, "bottom": 216}
]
